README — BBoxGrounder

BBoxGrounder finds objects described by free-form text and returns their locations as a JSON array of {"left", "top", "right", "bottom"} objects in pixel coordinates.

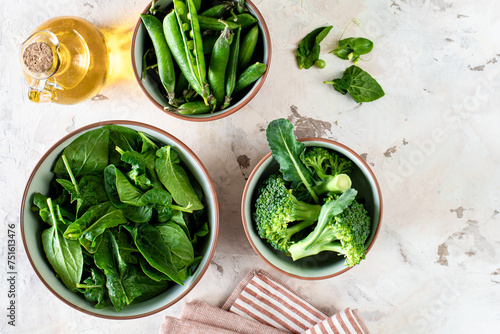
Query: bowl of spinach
[
  {"left": 20, "top": 121, "right": 219, "bottom": 318},
  {"left": 241, "top": 119, "right": 382, "bottom": 279}
]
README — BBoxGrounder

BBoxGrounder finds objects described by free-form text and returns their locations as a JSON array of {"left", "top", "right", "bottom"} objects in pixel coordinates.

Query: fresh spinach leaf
[
  {"left": 77, "top": 267, "right": 108, "bottom": 308},
  {"left": 57, "top": 172, "right": 108, "bottom": 218},
  {"left": 94, "top": 230, "right": 142, "bottom": 312},
  {"left": 324, "top": 65, "right": 385, "bottom": 103},
  {"left": 112, "top": 229, "right": 139, "bottom": 265},
  {"left": 32, "top": 193, "right": 53, "bottom": 225},
  {"left": 53, "top": 128, "right": 109, "bottom": 177},
  {"left": 265, "top": 119, "right": 319, "bottom": 203},
  {"left": 155, "top": 146, "right": 203, "bottom": 210},
  {"left": 104, "top": 165, "right": 128, "bottom": 209},
  {"left": 104, "top": 165, "right": 153, "bottom": 223},
  {"left": 121, "top": 205, "right": 153, "bottom": 223},
  {"left": 139, "top": 132, "right": 159, "bottom": 154},
  {"left": 156, "top": 222, "right": 194, "bottom": 269},
  {"left": 331, "top": 37, "right": 373, "bottom": 65},
  {"left": 42, "top": 198, "right": 83, "bottom": 290},
  {"left": 139, "top": 256, "right": 171, "bottom": 282},
  {"left": 128, "top": 223, "right": 183, "bottom": 285},
  {"left": 330, "top": 18, "right": 373, "bottom": 65},
  {"left": 79, "top": 210, "right": 128, "bottom": 253},
  {"left": 191, "top": 222, "right": 209, "bottom": 246},
  {"left": 113, "top": 166, "right": 145, "bottom": 206},
  {"left": 64, "top": 202, "right": 115, "bottom": 240},
  {"left": 105, "top": 125, "right": 142, "bottom": 153},
  {"left": 141, "top": 188, "right": 175, "bottom": 222},
  {"left": 296, "top": 26, "right": 333, "bottom": 69},
  {"left": 128, "top": 267, "right": 170, "bottom": 304},
  {"left": 169, "top": 210, "right": 189, "bottom": 238}
]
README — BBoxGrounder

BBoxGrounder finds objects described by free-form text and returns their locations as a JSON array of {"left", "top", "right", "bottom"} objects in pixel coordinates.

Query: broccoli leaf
[
  {"left": 296, "top": 26, "right": 333, "bottom": 69},
  {"left": 266, "top": 119, "right": 319, "bottom": 203}
]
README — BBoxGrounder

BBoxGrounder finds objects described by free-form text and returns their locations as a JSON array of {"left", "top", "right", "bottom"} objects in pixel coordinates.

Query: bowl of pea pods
[{"left": 131, "top": 0, "right": 271, "bottom": 121}]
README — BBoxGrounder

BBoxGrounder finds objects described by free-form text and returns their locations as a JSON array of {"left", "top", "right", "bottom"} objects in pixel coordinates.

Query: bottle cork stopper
[{"left": 23, "top": 42, "right": 53, "bottom": 73}]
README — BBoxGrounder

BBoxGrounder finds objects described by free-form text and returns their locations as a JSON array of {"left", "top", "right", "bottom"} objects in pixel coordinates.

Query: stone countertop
[{"left": 1, "top": 0, "right": 499, "bottom": 333}]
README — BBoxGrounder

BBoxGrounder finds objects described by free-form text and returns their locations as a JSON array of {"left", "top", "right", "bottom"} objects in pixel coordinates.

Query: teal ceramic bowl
[
  {"left": 241, "top": 138, "right": 382, "bottom": 279},
  {"left": 20, "top": 120, "right": 219, "bottom": 319},
  {"left": 131, "top": 0, "right": 271, "bottom": 121}
]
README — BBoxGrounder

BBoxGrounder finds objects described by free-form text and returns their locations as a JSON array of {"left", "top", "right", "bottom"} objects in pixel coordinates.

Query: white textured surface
[{"left": 1, "top": 0, "right": 500, "bottom": 333}]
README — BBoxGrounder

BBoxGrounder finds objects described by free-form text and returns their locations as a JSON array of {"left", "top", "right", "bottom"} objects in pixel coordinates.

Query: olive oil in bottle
[{"left": 20, "top": 16, "right": 111, "bottom": 105}]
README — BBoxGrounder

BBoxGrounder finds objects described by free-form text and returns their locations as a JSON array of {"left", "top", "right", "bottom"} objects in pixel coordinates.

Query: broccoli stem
[
  {"left": 313, "top": 174, "right": 352, "bottom": 195},
  {"left": 288, "top": 189, "right": 357, "bottom": 258},
  {"left": 290, "top": 239, "right": 343, "bottom": 261},
  {"left": 286, "top": 219, "right": 316, "bottom": 239},
  {"left": 290, "top": 196, "right": 323, "bottom": 221}
]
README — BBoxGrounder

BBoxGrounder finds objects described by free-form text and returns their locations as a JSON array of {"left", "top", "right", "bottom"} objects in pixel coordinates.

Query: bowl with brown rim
[
  {"left": 241, "top": 138, "right": 383, "bottom": 279},
  {"left": 20, "top": 120, "right": 219, "bottom": 318},
  {"left": 131, "top": 0, "right": 271, "bottom": 121}
]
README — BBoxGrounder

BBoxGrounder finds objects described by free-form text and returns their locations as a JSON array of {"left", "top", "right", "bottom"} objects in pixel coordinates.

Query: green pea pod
[
  {"left": 186, "top": 0, "right": 207, "bottom": 88},
  {"left": 173, "top": 0, "right": 188, "bottom": 22},
  {"left": 238, "top": 24, "right": 259, "bottom": 71},
  {"left": 235, "top": 0, "right": 246, "bottom": 14},
  {"left": 201, "top": 4, "right": 227, "bottom": 18},
  {"left": 192, "top": 0, "right": 201, "bottom": 12},
  {"left": 165, "top": 101, "right": 211, "bottom": 114},
  {"left": 202, "top": 34, "right": 218, "bottom": 54},
  {"left": 234, "top": 62, "right": 266, "bottom": 93},
  {"left": 141, "top": 14, "right": 176, "bottom": 104},
  {"left": 175, "top": 71, "right": 189, "bottom": 99},
  {"left": 198, "top": 16, "right": 240, "bottom": 31},
  {"left": 229, "top": 14, "right": 257, "bottom": 29},
  {"left": 163, "top": 12, "right": 202, "bottom": 95},
  {"left": 223, "top": 27, "right": 241, "bottom": 109},
  {"left": 208, "top": 26, "right": 234, "bottom": 107},
  {"left": 168, "top": 1, "right": 212, "bottom": 106}
]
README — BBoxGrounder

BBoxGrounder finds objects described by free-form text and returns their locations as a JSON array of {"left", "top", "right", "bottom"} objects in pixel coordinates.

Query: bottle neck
[{"left": 20, "top": 30, "right": 60, "bottom": 102}]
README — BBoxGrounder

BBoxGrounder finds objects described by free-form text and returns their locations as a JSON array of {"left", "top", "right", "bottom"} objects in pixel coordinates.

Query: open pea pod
[{"left": 163, "top": 0, "right": 213, "bottom": 109}]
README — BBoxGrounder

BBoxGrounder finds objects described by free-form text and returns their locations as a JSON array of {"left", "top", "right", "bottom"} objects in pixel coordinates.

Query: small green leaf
[
  {"left": 296, "top": 26, "right": 333, "bottom": 69},
  {"left": 324, "top": 65, "right": 385, "bottom": 103}
]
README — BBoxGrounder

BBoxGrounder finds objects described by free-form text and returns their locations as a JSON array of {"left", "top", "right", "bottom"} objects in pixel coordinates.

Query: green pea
[{"left": 314, "top": 59, "right": 326, "bottom": 69}]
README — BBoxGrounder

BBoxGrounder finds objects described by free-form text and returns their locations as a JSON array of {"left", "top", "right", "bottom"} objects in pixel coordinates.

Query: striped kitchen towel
[{"left": 222, "top": 270, "right": 371, "bottom": 334}]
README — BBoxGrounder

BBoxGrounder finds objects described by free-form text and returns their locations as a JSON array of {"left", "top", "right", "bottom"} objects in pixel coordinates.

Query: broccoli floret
[
  {"left": 288, "top": 188, "right": 371, "bottom": 267},
  {"left": 254, "top": 173, "right": 322, "bottom": 253},
  {"left": 302, "top": 147, "right": 353, "bottom": 195}
]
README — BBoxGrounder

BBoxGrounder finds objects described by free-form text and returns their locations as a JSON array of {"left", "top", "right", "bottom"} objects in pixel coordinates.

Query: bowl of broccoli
[{"left": 241, "top": 119, "right": 382, "bottom": 279}]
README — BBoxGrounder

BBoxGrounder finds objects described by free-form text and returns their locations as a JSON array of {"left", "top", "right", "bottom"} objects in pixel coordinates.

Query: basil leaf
[
  {"left": 325, "top": 65, "right": 385, "bottom": 103},
  {"left": 155, "top": 146, "right": 203, "bottom": 210},
  {"left": 42, "top": 198, "right": 83, "bottom": 291},
  {"left": 266, "top": 118, "right": 319, "bottom": 203},
  {"left": 296, "top": 26, "right": 333, "bottom": 69}
]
